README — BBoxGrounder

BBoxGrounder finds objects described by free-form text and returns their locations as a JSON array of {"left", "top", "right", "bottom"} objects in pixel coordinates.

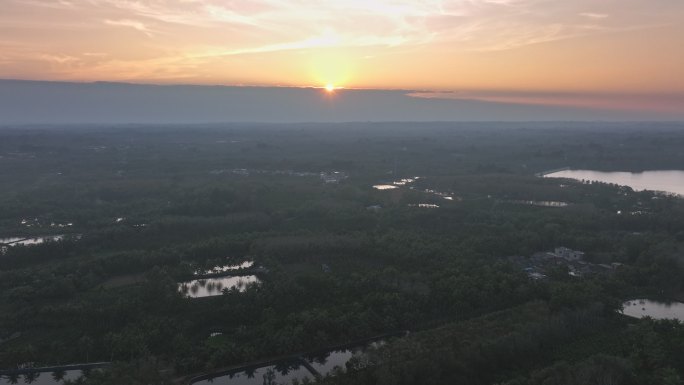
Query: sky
[{"left": 1, "top": 0, "right": 683, "bottom": 119}]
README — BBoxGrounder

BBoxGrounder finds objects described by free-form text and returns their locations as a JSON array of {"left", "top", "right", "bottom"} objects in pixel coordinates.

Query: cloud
[
  {"left": 580, "top": 12, "right": 609, "bottom": 19},
  {"left": 87, "top": 0, "right": 612, "bottom": 51},
  {"left": 6, "top": 0, "right": 677, "bottom": 53},
  {"left": 104, "top": 19, "right": 154, "bottom": 36},
  {"left": 39, "top": 53, "right": 79, "bottom": 64}
]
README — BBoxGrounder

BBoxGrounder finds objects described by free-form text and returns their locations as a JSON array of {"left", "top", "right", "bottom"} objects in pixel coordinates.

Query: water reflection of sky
[
  {"left": 192, "top": 340, "right": 387, "bottom": 384},
  {"left": 192, "top": 364, "right": 313, "bottom": 385},
  {"left": 373, "top": 184, "right": 398, "bottom": 190},
  {"left": 0, "top": 235, "right": 64, "bottom": 246},
  {"left": 545, "top": 170, "right": 684, "bottom": 196},
  {"left": 307, "top": 341, "right": 386, "bottom": 377},
  {"left": 0, "top": 370, "right": 82, "bottom": 385},
  {"left": 307, "top": 349, "right": 355, "bottom": 376},
  {"left": 178, "top": 276, "right": 261, "bottom": 298},
  {"left": 622, "top": 299, "right": 684, "bottom": 321}
]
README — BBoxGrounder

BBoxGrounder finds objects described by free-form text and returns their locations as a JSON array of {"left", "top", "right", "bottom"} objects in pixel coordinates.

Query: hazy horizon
[{"left": 2, "top": 79, "right": 682, "bottom": 125}]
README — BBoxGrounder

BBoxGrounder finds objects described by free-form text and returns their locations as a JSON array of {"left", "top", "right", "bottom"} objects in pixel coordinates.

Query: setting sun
[{"left": 325, "top": 84, "right": 335, "bottom": 92}]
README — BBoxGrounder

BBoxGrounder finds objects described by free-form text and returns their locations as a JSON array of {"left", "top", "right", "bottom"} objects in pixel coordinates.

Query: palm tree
[
  {"left": 24, "top": 372, "right": 39, "bottom": 384},
  {"left": 52, "top": 369, "right": 67, "bottom": 382},
  {"left": 262, "top": 368, "right": 277, "bottom": 385},
  {"left": 78, "top": 335, "right": 94, "bottom": 362}
]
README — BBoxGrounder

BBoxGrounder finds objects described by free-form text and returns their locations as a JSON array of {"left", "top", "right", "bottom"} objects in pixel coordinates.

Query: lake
[
  {"left": 544, "top": 170, "right": 684, "bottom": 196},
  {"left": 0, "top": 370, "right": 83, "bottom": 385},
  {"left": 621, "top": 299, "right": 684, "bottom": 321},
  {"left": 178, "top": 275, "right": 261, "bottom": 298}
]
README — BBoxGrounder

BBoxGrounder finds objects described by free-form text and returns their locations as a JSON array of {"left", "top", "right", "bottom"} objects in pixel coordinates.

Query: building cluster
[{"left": 508, "top": 246, "right": 623, "bottom": 280}]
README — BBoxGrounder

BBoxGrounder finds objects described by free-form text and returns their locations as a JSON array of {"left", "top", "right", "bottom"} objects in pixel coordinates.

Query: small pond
[
  {"left": 373, "top": 185, "right": 398, "bottom": 190},
  {"left": 179, "top": 276, "right": 261, "bottom": 298},
  {"left": 621, "top": 299, "right": 684, "bottom": 321},
  {"left": 307, "top": 349, "right": 354, "bottom": 377},
  {"left": 305, "top": 341, "right": 385, "bottom": 377}
]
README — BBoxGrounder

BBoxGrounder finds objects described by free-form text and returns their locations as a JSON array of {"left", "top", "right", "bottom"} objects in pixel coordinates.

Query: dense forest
[{"left": 1, "top": 122, "right": 684, "bottom": 385}]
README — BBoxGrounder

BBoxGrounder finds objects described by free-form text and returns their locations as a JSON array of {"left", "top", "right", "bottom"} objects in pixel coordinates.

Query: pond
[
  {"left": 178, "top": 275, "right": 261, "bottom": 298},
  {"left": 192, "top": 361, "right": 314, "bottom": 385},
  {"left": 0, "top": 370, "right": 83, "bottom": 385},
  {"left": 544, "top": 170, "right": 684, "bottom": 196},
  {"left": 373, "top": 184, "right": 398, "bottom": 190},
  {"left": 305, "top": 341, "right": 385, "bottom": 377},
  {"left": 621, "top": 299, "right": 684, "bottom": 321},
  {"left": 306, "top": 349, "right": 354, "bottom": 377}
]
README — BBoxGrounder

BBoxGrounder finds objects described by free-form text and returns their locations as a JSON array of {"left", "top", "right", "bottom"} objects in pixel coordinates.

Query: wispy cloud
[
  {"left": 104, "top": 19, "right": 154, "bottom": 36},
  {"left": 39, "top": 53, "right": 80, "bottom": 64},
  {"left": 6, "top": 0, "right": 677, "bottom": 52},
  {"left": 580, "top": 12, "right": 609, "bottom": 19}
]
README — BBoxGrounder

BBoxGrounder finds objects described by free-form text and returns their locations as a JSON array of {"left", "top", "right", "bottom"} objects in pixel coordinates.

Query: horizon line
[{"left": 3, "top": 78, "right": 683, "bottom": 99}]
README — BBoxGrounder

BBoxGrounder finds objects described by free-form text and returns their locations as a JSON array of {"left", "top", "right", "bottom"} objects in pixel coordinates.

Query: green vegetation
[{"left": 1, "top": 123, "right": 684, "bottom": 384}]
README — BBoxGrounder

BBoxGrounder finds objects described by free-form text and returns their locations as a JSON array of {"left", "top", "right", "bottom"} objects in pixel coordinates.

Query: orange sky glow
[{"left": 1, "top": 0, "right": 683, "bottom": 114}]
